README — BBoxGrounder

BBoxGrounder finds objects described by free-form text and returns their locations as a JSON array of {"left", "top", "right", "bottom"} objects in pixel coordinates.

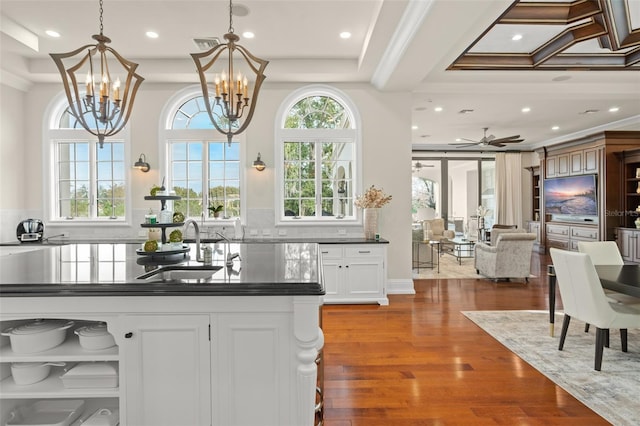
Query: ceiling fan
[
  {"left": 450, "top": 127, "right": 524, "bottom": 148},
  {"left": 412, "top": 161, "right": 434, "bottom": 172}
]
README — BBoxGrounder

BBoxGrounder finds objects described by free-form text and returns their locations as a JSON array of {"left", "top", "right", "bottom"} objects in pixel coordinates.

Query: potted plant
[{"left": 208, "top": 203, "right": 224, "bottom": 219}]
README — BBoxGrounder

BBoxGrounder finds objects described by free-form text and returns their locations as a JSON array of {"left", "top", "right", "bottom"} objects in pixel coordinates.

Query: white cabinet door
[
  {"left": 121, "top": 314, "right": 211, "bottom": 426},
  {"left": 213, "top": 313, "right": 293, "bottom": 426},
  {"left": 345, "top": 257, "right": 383, "bottom": 297},
  {"left": 632, "top": 231, "right": 640, "bottom": 263},
  {"left": 320, "top": 245, "right": 387, "bottom": 305},
  {"left": 617, "top": 229, "right": 634, "bottom": 262}
]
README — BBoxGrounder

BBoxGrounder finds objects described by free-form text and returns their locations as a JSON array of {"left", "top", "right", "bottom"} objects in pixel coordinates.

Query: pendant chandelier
[
  {"left": 191, "top": 0, "right": 269, "bottom": 145},
  {"left": 50, "top": 0, "right": 144, "bottom": 148}
]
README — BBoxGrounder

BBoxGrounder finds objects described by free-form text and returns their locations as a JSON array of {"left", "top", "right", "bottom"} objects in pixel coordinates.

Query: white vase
[{"left": 363, "top": 208, "right": 379, "bottom": 240}]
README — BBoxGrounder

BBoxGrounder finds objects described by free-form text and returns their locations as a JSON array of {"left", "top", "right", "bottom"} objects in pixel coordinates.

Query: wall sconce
[
  {"left": 252, "top": 153, "right": 266, "bottom": 171},
  {"left": 134, "top": 153, "right": 150, "bottom": 172}
]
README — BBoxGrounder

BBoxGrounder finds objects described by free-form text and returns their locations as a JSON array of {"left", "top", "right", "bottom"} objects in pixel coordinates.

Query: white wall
[{"left": 1, "top": 81, "right": 413, "bottom": 285}]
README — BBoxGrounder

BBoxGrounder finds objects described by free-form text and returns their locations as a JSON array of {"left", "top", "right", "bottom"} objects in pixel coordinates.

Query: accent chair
[{"left": 474, "top": 232, "right": 536, "bottom": 281}]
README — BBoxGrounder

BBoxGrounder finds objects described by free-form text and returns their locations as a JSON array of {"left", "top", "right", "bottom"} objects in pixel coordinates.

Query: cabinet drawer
[
  {"left": 547, "top": 224, "right": 569, "bottom": 236},
  {"left": 570, "top": 226, "right": 598, "bottom": 241},
  {"left": 345, "top": 246, "right": 384, "bottom": 258},
  {"left": 319, "top": 246, "right": 343, "bottom": 259},
  {"left": 547, "top": 238, "right": 570, "bottom": 250}
]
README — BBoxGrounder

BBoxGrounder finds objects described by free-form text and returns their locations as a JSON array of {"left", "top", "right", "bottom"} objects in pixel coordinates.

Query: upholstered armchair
[
  {"left": 474, "top": 232, "right": 536, "bottom": 281},
  {"left": 489, "top": 226, "right": 523, "bottom": 243},
  {"left": 423, "top": 218, "right": 455, "bottom": 242}
]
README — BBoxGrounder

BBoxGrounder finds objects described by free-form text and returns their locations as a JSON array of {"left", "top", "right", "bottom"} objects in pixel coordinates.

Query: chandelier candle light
[
  {"left": 355, "top": 185, "right": 392, "bottom": 240},
  {"left": 50, "top": 0, "right": 144, "bottom": 149},
  {"left": 191, "top": 0, "right": 269, "bottom": 146}
]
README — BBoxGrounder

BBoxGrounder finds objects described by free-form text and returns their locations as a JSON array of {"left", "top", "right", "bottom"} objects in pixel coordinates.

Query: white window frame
[
  {"left": 43, "top": 92, "right": 133, "bottom": 225},
  {"left": 275, "top": 85, "right": 362, "bottom": 226},
  {"left": 159, "top": 86, "right": 246, "bottom": 224}
]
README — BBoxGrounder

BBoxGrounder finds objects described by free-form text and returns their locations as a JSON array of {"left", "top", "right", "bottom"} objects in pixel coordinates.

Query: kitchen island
[{"left": 0, "top": 242, "right": 324, "bottom": 426}]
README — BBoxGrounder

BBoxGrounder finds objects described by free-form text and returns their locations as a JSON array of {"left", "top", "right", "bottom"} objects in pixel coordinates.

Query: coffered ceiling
[{"left": 1, "top": 0, "right": 639, "bottom": 152}]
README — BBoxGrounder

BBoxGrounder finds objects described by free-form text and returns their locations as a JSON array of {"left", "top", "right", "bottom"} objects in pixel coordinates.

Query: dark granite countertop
[{"left": 0, "top": 242, "right": 324, "bottom": 297}]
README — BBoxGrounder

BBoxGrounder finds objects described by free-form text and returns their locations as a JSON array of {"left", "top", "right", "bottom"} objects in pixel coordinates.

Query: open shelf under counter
[
  {"left": 0, "top": 336, "right": 118, "bottom": 363},
  {"left": 0, "top": 366, "right": 119, "bottom": 399}
]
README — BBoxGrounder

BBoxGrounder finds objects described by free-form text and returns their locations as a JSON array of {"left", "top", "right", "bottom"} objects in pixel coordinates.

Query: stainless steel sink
[{"left": 136, "top": 265, "right": 223, "bottom": 281}]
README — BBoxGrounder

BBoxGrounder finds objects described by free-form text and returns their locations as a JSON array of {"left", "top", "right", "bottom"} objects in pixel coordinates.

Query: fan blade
[
  {"left": 450, "top": 143, "right": 480, "bottom": 148},
  {"left": 488, "top": 143, "right": 506, "bottom": 147},
  {"left": 495, "top": 139, "right": 524, "bottom": 144},
  {"left": 486, "top": 134, "right": 496, "bottom": 141},
  {"left": 491, "top": 135, "right": 521, "bottom": 143},
  {"left": 460, "top": 138, "right": 479, "bottom": 143}
]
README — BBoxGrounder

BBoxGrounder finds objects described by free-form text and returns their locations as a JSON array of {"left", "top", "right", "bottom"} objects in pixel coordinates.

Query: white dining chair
[
  {"left": 577, "top": 241, "right": 640, "bottom": 306},
  {"left": 550, "top": 248, "right": 640, "bottom": 371}
]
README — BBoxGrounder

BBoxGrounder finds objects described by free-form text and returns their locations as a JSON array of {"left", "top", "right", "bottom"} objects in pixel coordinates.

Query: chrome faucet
[
  {"left": 215, "top": 232, "right": 241, "bottom": 267},
  {"left": 183, "top": 219, "right": 203, "bottom": 262}
]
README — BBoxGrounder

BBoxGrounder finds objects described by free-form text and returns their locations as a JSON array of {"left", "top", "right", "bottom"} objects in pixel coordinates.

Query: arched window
[
  {"left": 276, "top": 85, "right": 361, "bottom": 223},
  {"left": 161, "top": 88, "right": 243, "bottom": 221},
  {"left": 44, "top": 95, "right": 128, "bottom": 222}
]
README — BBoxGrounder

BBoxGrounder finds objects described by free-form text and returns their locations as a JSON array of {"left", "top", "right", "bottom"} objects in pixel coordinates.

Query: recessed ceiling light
[
  {"left": 609, "top": 106, "right": 620, "bottom": 112},
  {"left": 521, "top": 107, "right": 531, "bottom": 113},
  {"left": 512, "top": 34, "right": 523, "bottom": 41},
  {"left": 340, "top": 32, "right": 351, "bottom": 39},
  {"left": 455, "top": 138, "right": 462, "bottom": 142},
  {"left": 458, "top": 109, "right": 474, "bottom": 114},
  {"left": 242, "top": 31, "right": 255, "bottom": 39},
  {"left": 552, "top": 126, "right": 559, "bottom": 131},
  {"left": 420, "top": 134, "right": 430, "bottom": 138},
  {"left": 434, "top": 107, "right": 443, "bottom": 112},
  {"left": 412, "top": 125, "right": 418, "bottom": 130},
  {"left": 580, "top": 109, "right": 599, "bottom": 115},
  {"left": 146, "top": 31, "right": 159, "bottom": 39},
  {"left": 46, "top": 30, "right": 60, "bottom": 38},
  {"left": 552, "top": 75, "right": 571, "bottom": 82},
  {"left": 414, "top": 106, "right": 427, "bottom": 111}
]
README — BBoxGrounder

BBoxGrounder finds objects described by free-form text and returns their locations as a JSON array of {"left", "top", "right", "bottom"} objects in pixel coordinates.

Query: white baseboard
[{"left": 387, "top": 278, "right": 415, "bottom": 295}]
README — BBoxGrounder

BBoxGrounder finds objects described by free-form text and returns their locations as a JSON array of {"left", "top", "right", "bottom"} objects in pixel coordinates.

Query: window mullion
[
  {"left": 90, "top": 144, "right": 97, "bottom": 219},
  {"left": 315, "top": 140, "right": 322, "bottom": 217},
  {"left": 203, "top": 141, "right": 209, "bottom": 219}
]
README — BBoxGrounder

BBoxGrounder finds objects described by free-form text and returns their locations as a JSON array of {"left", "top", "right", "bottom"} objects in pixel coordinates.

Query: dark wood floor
[{"left": 321, "top": 251, "right": 609, "bottom": 425}]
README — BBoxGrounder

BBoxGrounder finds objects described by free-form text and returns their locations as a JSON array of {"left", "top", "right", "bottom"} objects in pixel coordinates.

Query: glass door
[{"left": 412, "top": 156, "right": 495, "bottom": 241}]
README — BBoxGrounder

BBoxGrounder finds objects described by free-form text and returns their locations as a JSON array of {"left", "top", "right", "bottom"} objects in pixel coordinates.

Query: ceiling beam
[{"left": 500, "top": 0, "right": 601, "bottom": 24}]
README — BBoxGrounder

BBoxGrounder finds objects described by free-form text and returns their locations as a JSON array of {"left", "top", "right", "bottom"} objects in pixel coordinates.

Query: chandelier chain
[
  {"left": 98, "top": 0, "right": 104, "bottom": 35},
  {"left": 228, "top": 0, "right": 234, "bottom": 34}
]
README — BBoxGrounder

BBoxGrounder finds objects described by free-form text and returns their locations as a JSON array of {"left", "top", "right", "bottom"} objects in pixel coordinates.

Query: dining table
[{"left": 547, "top": 263, "right": 640, "bottom": 336}]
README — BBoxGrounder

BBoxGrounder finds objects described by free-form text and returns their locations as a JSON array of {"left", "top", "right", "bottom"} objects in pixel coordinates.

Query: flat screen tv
[{"left": 544, "top": 174, "right": 598, "bottom": 217}]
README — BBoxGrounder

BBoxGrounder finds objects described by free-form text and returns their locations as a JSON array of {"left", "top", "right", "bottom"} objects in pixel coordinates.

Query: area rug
[
  {"left": 462, "top": 310, "right": 640, "bottom": 425},
  {"left": 413, "top": 253, "right": 535, "bottom": 281}
]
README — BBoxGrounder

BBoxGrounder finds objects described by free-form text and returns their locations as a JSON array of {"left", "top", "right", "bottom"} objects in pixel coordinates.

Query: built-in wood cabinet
[
  {"left": 546, "top": 223, "right": 599, "bottom": 251},
  {"left": 537, "top": 131, "right": 640, "bottom": 251},
  {"left": 619, "top": 149, "right": 640, "bottom": 229},
  {"left": 321, "top": 244, "right": 387, "bottom": 305},
  {"left": 615, "top": 228, "right": 640, "bottom": 264}
]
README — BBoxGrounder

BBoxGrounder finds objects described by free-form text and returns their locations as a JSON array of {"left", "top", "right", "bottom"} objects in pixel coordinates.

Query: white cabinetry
[
  {"left": 616, "top": 228, "right": 640, "bottom": 264},
  {"left": 320, "top": 244, "right": 388, "bottom": 305},
  {"left": 0, "top": 296, "right": 322, "bottom": 426},
  {"left": 121, "top": 314, "right": 211, "bottom": 426}
]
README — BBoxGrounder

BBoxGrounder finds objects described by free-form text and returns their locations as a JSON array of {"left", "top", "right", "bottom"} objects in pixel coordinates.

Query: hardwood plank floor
[{"left": 321, "top": 252, "right": 609, "bottom": 425}]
